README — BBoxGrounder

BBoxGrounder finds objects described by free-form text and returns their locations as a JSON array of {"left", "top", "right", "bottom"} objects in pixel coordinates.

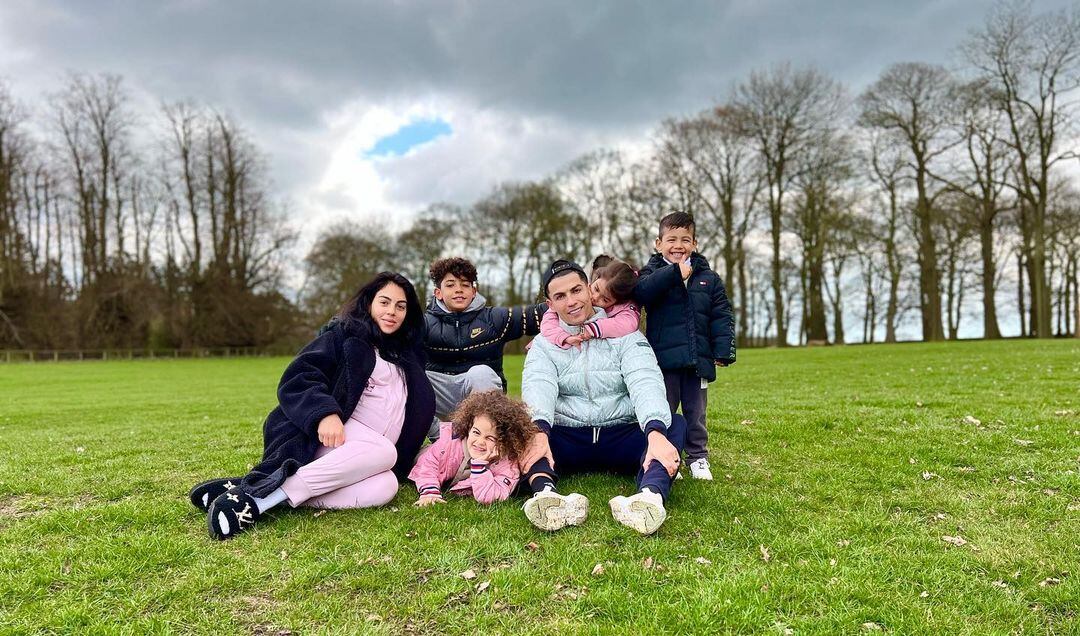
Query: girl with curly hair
[{"left": 408, "top": 390, "right": 534, "bottom": 506}]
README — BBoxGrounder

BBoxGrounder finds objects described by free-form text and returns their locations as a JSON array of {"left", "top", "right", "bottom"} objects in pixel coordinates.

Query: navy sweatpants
[
  {"left": 663, "top": 369, "right": 708, "bottom": 461},
  {"left": 524, "top": 415, "right": 687, "bottom": 501}
]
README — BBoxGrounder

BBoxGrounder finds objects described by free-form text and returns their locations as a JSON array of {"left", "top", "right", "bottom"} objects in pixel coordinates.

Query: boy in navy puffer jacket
[{"left": 633, "top": 212, "right": 735, "bottom": 480}]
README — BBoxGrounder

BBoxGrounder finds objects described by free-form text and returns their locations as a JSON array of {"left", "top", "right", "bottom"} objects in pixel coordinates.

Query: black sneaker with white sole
[
  {"left": 189, "top": 477, "right": 245, "bottom": 512},
  {"left": 207, "top": 489, "right": 262, "bottom": 541}
]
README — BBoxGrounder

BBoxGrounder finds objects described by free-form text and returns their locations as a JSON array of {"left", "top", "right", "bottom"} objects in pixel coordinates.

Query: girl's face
[
  {"left": 467, "top": 414, "right": 500, "bottom": 459},
  {"left": 590, "top": 277, "right": 615, "bottom": 310},
  {"left": 370, "top": 282, "right": 408, "bottom": 334}
]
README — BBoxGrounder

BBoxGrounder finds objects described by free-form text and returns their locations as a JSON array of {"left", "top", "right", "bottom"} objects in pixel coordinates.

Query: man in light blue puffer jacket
[{"left": 519, "top": 259, "right": 687, "bottom": 535}]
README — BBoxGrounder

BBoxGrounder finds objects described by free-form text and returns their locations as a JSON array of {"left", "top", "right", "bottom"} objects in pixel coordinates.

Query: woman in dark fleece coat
[{"left": 189, "top": 272, "right": 436, "bottom": 540}]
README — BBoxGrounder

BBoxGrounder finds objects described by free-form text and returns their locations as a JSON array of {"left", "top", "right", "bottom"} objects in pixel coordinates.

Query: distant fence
[{"left": 0, "top": 347, "right": 298, "bottom": 363}]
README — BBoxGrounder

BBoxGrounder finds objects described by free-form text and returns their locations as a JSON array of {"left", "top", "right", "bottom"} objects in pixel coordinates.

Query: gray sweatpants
[{"left": 425, "top": 365, "right": 503, "bottom": 436}]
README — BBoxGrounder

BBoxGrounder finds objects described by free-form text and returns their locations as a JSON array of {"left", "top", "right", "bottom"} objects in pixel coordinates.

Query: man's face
[
  {"left": 546, "top": 272, "right": 594, "bottom": 326},
  {"left": 434, "top": 273, "right": 478, "bottom": 312},
  {"left": 654, "top": 225, "right": 697, "bottom": 263}
]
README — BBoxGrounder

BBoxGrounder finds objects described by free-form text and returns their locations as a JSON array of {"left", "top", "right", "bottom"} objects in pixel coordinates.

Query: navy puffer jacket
[{"left": 633, "top": 252, "right": 736, "bottom": 381}]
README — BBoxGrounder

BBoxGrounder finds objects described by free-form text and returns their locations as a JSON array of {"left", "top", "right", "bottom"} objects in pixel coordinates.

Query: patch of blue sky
[{"left": 365, "top": 118, "right": 452, "bottom": 158}]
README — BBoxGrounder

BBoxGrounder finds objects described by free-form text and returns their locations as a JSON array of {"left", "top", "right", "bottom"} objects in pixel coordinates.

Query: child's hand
[
  {"left": 317, "top": 414, "right": 346, "bottom": 447},
  {"left": 678, "top": 261, "right": 692, "bottom": 280},
  {"left": 414, "top": 494, "right": 446, "bottom": 507},
  {"left": 579, "top": 329, "right": 594, "bottom": 342},
  {"left": 565, "top": 335, "right": 584, "bottom": 348},
  {"left": 715, "top": 359, "right": 730, "bottom": 367}
]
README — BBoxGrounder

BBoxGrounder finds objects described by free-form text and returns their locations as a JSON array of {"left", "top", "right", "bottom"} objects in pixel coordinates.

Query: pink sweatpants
[{"left": 280, "top": 420, "right": 400, "bottom": 509}]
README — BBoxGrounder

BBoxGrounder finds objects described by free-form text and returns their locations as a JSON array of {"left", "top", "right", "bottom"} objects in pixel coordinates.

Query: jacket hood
[{"left": 430, "top": 292, "right": 488, "bottom": 316}]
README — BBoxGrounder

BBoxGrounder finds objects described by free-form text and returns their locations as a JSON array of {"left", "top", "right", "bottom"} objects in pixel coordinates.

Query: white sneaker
[
  {"left": 523, "top": 490, "right": 589, "bottom": 531},
  {"left": 609, "top": 489, "right": 667, "bottom": 535},
  {"left": 689, "top": 459, "right": 713, "bottom": 481}
]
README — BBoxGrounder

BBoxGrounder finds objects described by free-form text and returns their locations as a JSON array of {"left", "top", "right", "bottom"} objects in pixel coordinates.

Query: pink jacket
[
  {"left": 539, "top": 301, "right": 641, "bottom": 348},
  {"left": 407, "top": 422, "right": 520, "bottom": 505}
]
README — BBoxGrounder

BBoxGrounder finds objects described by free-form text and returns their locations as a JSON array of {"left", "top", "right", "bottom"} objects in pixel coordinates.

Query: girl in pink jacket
[
  {"left": 409, "top": 390, "right": 535, "bottom": 506},
  {"left": 539, "top": 256, "right": 641, "bottom": 349}
]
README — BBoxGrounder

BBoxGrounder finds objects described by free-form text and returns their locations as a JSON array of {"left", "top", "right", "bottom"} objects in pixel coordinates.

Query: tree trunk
[
  {"left": 1017, "top": 251, "right": 1026, "bottom": 337},
  {"left": 978, "top": 219, "right": 1002, "bottom": 339}
]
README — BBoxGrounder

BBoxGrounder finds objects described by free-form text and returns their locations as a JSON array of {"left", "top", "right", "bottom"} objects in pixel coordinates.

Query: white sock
[
  {"left": 640, "top": 487, "right": 659, "bottom": 498},
  {"left": 252, "top": 487, "right": 288, "bottom": 513}
]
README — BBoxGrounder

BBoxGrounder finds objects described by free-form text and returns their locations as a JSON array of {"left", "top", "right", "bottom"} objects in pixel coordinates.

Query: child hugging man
[{"left": 633, "top": 212, "right": 736, "bottom": 480}]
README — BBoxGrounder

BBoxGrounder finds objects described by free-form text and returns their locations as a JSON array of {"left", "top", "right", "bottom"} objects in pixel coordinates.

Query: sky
[{"left": 0, "top": 0, "right": 1074, "bottom": 337}]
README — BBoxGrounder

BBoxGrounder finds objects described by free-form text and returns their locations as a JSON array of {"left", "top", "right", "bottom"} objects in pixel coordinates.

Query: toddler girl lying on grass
[{"left": 409, "top": 390, "right": 534, "bottom": 506}]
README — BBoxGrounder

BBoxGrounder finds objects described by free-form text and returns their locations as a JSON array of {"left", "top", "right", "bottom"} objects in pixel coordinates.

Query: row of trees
[
  {"left": 0, "top": 75, "right": 300, "bottom": 350},
  {"left": 303, "top": 1, "right": 1080, "bottom": 346},
  {"left": 2, "top": 1, "right": 1078, "bottom": 351}
]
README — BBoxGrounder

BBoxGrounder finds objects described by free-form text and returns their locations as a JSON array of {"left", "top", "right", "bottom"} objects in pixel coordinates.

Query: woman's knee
[{"left": 365, "top": 471, "right": 400, "bottom": 507}]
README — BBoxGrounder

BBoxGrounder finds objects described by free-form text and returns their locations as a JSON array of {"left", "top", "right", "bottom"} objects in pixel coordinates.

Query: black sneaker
[
  {"left": 207, "top": 489, "right": 262, "bottom": 541},
  {"left": 189, "top": 477, "right": 244, "bottom": 512}
]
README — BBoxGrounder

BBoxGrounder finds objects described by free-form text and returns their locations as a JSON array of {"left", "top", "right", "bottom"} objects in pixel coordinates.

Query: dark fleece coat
[
  {"left": 239, "top": 321, "right": 436, "bottom": 497},
  {"left": 633, "top": 252, "right": 736, "bottom": 382}
]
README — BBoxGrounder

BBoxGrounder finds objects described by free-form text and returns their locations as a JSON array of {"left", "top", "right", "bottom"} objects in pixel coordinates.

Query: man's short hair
[
  {"left": 430, "top": 257, "right": 478, "bottom": 286},
  {"left": 542, "top": 259, "right": 588, "bottom": 297},
  {"left": 659, "top": 211, "right": 695, "bottom": 239}
]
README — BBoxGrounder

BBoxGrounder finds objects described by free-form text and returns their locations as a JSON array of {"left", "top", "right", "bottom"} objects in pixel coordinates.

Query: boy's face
[
  {"left": 546, "top": 272, "right": 594, "bottom": 326},
  {"left": 655, "top": 225, "right": 697, "bottom": 263},
  {"left": 434, "top": 273, "right": 478, "bottom": 312}
]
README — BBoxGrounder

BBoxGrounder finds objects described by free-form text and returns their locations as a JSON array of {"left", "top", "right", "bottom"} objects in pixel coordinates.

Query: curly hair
[
  {"left": 449, "top": 390, "right": 535, "bottom": 463},
  {"left": 429, "top": 257, "right": 478, "bottom": 287}
]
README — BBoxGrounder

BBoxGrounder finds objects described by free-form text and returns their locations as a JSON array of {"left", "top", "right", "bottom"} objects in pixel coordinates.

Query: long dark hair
[{"left": 335, "top": 272, "right": 425, "bottom": 363}]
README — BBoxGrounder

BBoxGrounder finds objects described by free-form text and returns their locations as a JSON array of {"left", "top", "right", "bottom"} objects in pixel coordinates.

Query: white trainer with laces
[
  {"left": 523, "top": 490, "right": 589, "bottom": 531},
  {"left": 609, "top": 489, "right": 667, "bottom": 535},
  {"left": 689, "top": 458, "right": 713, "bottom": 480}
]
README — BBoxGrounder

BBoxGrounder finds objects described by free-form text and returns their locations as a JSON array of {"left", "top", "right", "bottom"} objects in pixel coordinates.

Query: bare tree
[
  {"left": 962, "top": 1, "right": 1080, "bottom": 338},
  {"left": 734, "top": 64, "right": 845, "bottom": 345},
  {"left": 858, "top": 62, "right": 960, "bottom": 342}
]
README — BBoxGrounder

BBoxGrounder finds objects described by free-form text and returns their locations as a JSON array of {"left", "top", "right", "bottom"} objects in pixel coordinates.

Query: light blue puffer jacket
[{"left": 522, "top": 308, "right": 672, "bottom": 431}]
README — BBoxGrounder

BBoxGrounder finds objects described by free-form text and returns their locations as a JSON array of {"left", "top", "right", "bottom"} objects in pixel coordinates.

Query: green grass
[{"left": 1, "top": 340, "right": 1078, "bottom": 634}]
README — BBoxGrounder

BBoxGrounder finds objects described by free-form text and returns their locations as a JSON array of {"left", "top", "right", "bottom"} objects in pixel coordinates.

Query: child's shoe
[
  {"left": 609, "top": 489, "right": 667, "bottom": 535},
  {"left": 523, "top": 490, "right": 589, "bottom": 531},
  {"left": 689, "top": 458, "right": 713, "bottom": 481},
  {"left": 207, "top": 489, "right": 262, "bottom": 540},
  {"left": 189, "top": 477, "right": 244, "bottom": 512}
]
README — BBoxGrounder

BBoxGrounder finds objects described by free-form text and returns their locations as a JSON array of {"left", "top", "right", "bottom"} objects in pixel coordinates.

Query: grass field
[{"left": 1, "top": 340, "right": 1077, "bottom": 635}]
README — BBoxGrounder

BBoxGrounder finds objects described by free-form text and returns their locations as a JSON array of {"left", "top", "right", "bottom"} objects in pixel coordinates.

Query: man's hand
[
  {"left": 414, "top": 494, "right": 446, "bottom": 507},
  {"left": 642, "top": 430, "right": 680, "bottom": 477},
  {"left": 519, "top": 430, "right": 554, "bottom": 472},
  {"left": 317, "top": 414, "right": 346, "bottom": 448}
]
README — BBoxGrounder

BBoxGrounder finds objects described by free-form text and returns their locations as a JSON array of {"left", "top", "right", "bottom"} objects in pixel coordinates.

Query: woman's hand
[
  {"left": 414, "top": 494, "right": 446, "bottom": 507},
  {"left": 317, "top": 414, "right": 346, "bottom": 448}
]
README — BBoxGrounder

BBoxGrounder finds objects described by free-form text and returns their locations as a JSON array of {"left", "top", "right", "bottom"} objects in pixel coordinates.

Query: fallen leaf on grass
[
  {"left": 862, "top": 622, "right": 883, "bottom": 631},
  {"left": 460, "top": 569, "right": 477, "bottom": 580},
  {"left": 694, "top": 557, "right": 712, "bottom": 565},
  {"left": 957, "top": 466, "right": 976, "bottom": 473},
  {"left": 1039, "top": 577, "right": 1062, "bottom": 587},
  {"left": 1013, "top": 439, "right": 1034, "bottom": 447},
  {"left": 591, "top": 563, "right": 605, "bottom": 576},
  {"left": 405, "top": 531, "right": 417, "bottom": 538},
  {"left": 1053, "top": 410, "right": 1075, "bottom": 417},
  {"left": 642, "top": 557, "right": 655, "bottom": 570},
  {"left": 365, "top": 614, "right": 382, "bottom": 622},
  {"left": 525, "top": 541, "right": 540, "bottom": 552},
  {"left": 919, "top": 590, "right": 929, "bottom": 598},
  {"left": 942, "top": 535, "right": 967, "bottom": 547},
  {"left": 963, "top": 415, "right": 981, "bottom": 426},
  {"left": 475, "top": 581, "right": 490, "bottom": 593},
  {"left": 829, "top": 559, "right": 837, "bottom": 567},
  {"left": 759, "top": 544, "right": 772, "bottom": 562},
  {"left": 279, "top": 550, "right": 288, "bottom": 561},
  {"left": 908, "top": 457, "right": 917, "bottom": 464},
  {"left": 932, "top": 512, "right": 947, "bottom": 521},
  {"left": 837, "top": 539, "right": 851, "bottom": 548},
  {"left": 312, "top": 510, "right": 327, "bottom": 518},
  {"left": 991, "top": 580, "right": 1008, "bottom": 589},
  {"left": 740, "top": 419, "right": 755, "bottom": 426},
  {"left": 921, "top": 471, "right": 940, "bottom": 481}
]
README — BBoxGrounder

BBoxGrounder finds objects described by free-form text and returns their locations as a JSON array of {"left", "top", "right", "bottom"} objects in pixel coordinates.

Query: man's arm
[
  {"left": 521, "top": 341, "right": 560, "bottom": 428},
  {"left": 618, "top": 336, "right": 672, "bottom": 433}
]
